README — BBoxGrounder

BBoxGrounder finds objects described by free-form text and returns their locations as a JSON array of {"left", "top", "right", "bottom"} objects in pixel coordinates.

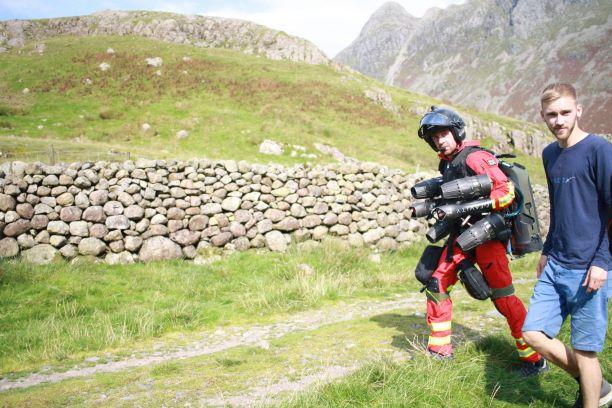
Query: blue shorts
[{"left": 522, "top": 259, "right": 609, "bottom": 352}]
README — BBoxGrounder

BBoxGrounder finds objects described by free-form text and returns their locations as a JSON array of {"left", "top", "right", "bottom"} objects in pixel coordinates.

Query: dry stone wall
[
  {"left": 0, "top": 159, "right": 551, "bottom": 265},
  {"left": 0, "top": 159, "right": 436, "bottom": 265}
]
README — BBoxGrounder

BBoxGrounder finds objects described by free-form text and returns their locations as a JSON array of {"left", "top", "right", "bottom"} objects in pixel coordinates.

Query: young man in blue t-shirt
[{"left": 522, "top": 83, "right": 611, "bottom": 408}]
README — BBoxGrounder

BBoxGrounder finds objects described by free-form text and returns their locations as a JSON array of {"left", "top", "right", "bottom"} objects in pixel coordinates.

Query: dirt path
[{"left": 0, "top": 295, "right": 423, "bottom": 392}]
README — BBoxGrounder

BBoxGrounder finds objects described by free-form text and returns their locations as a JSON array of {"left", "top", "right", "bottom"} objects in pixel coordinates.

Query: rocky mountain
[
  {"left": 0, "top": 10, "right": 329, "bottom": 65},
  {"left": 335, "top": 2, "right": 417, "bottom": 81},
  {"left": 335, "top": 0, "right": 611, "bottom": 133}
]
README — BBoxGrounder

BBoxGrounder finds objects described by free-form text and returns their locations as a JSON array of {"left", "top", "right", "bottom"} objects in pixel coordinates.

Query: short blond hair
[{"left": 541, "top": 83, "right": 577, "bottom": 106}]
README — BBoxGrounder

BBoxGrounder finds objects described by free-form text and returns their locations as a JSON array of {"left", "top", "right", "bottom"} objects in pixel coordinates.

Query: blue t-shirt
[{"left": 542, "top": 134, "right": 611, "bottom": 270}]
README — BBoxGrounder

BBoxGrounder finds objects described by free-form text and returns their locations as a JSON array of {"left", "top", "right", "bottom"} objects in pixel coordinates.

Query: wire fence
[{"left": 0, "top": 145, "right": 131, "bottom": 165}]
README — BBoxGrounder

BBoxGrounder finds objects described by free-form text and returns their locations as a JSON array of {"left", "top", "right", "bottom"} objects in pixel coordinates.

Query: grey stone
[
  {"left": 89, "top": 190, "right": 108, "bottom": 206},
  {"left": 22, "top": 244, "right": 60, "bottom": 265},
  {"left": 78, "top": 237, "right": 107, "bottom": 256},
  {"left": 42, "top": 175, "right": 59, "bottom": 187},
  {"left": 4, "top": 211, "right": 18, "bottom": 223},
  {"left": 313, "top": 202, "right": 328, "bottom": 214},
  {"left": 265, "top": 230, "right": 287, "bottom": 251},
  {"left": 124, "top": 205, "right": 145, "bottom": 220},
  {"left": 168, "top": 220, "right": 183, "bottom": 233},
  {"left": 60, "top": 244, "right": 78, "bottom": 258},
  {"left": 49, "top": 235, "right": 67, "bottom": 248},
  {"left": 125, "top": 236, "right": 143, "bottom": 252},
  {"left": 233, "top": 236, "right": 250, "bottom": 251},
  {"left": 34, "top": 203, "right": 53, "bottom": 215},
  {"left": 105, "top": 252, "right": 134, "bottom": 265},
  {"left": 290, "top": 203, "right": 306, "bottom": 218},
  {"left": 0, "top": 237, "right": 19, "bottom": 257},
  {"left": 56, "top": 192, "right": 74, "bottom": 206},
  {"left": 202, "top": 203, "right": 222, "bottom": 215},
  {"left": 117, "top": 192, "right": 134, "bottom": 206},
  {"left": 221, "top": 197, "right": 241, "bottom": 212},
  {"left": 170, "top": 229, "right": 200, "bottom": 246},
  {"left": 108, "top": 240, "right": 125, "bottom": 253},
  {"left": 142, "top": 224, "right": 168, "bottom": 239},
  {"left": 338, "top": 212, "right": 352, "bottom": 225},
  {"left": 69, "top": 221, "right": 89, "bottom": 237},
  {"left": 105, "top": 215, "right": 130, "bottom": 230},
  {"left": 34, "top": 230, "right": 50, "bottom": 244},
  {"left": 301, "top": 215, "right": 321, "bottom": 228},
  {"left": 60, "top": 206, "right": 82, "bottom": 222},
  {"left": 16, "top": 203, "right": 34, "bottom": 219},
  {"left": 89, "top": 224, "right": 108, "bottom": 239},
  {"left": 211, "top": 232, "right": 233, "bottom": 247},
  {"left": 363, "top": 228, "right": 385, "bottom": 244},
  {"left": 323, "top": 213, "right": 338, "bottom": 226},
  {"left": 275, "top": 217, "right": 300, "bottom": 232},
  {"left": 139, "top": 236, "right": 182, "bottom": 262},
  {"left": 264, "top": 208, "right": 285, "bottom": 222},
  {"left": 75, "top": 192, "right": 90, "bottom": 208},
  {"left": 104, "top": 230, "right": 123, "bottom": 242},
  {"left": 4, "top": 219, "right": 31, "bottom": 236},
  {"left": 83, "top": 206, "right": 106, "bottom": 222},
  {"left": 188, "top": 215, "right": 208, "bottom": 231},
  {"left": 234, "top": 210, "right": 252, "bottom": 223},
  {"left": 103, "top": 201, "right": 124, "bottom": 216},
  {"left": 257, "top": 219, "right": 273, "bottom": 234},
  {"left": 330, "top": 224, "right": 350, "bottom": 235},
  {"left": 229, "top": 222, "right": 246, "bottom": 237},
  {"left": 312, "top": 225, "right": 329, "bottom": 240},
  {"left": 377, "top": 237, "right": 398, "bottom": 251},
  {"left": 167, "top": 207, "right": 185, "bottom": 220},
  {"left": 17, "top": 234, "right": 35, "bottom": 249}
]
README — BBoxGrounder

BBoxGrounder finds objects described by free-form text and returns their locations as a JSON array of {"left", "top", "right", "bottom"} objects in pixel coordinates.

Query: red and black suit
[{"left": 426, "top": 140, "right": 541, "bottom": 363}]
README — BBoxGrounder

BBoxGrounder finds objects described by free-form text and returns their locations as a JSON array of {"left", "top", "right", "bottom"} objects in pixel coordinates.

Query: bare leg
[
  {"left": 522, "top": 331, "right": 579, "bottom": 377},
  {"left": 575, "top": 350, "right": 602, "bottom": 408}
]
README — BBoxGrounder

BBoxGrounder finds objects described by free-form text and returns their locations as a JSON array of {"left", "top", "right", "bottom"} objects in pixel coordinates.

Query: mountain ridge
[{"left": 336, "top": 0, "right": 611, "bottom": 133}]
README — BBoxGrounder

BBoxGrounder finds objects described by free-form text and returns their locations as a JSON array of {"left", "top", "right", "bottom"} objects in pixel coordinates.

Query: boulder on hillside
[{"left": 259, "top": 140, "right": 282, "bottom": 155}]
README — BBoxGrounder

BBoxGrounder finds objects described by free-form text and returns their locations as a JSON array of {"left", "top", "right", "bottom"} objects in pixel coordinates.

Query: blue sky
[{"left": 0, "top": 1, "right": 466, "bottom": 56}]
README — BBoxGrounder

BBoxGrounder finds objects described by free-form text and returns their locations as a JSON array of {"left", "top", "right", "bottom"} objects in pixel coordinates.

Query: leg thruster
[
  {"left": 415, "top": 245, "right": 444, "bottom": 285},
  {"left": 457, "top": 260, "right": 491, "bottom": 300}
]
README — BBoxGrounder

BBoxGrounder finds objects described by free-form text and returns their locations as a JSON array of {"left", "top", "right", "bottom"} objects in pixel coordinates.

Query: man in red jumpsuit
[{"left": 417, "top": 107, "right": 547, "bottom": 376}]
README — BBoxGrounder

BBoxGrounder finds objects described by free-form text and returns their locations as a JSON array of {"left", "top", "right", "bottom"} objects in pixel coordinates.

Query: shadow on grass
[
  {"left": 474, "top": 335, "right": 570, "bottom": 407},
  {"left": 371, "top": 313, "right": 569, "bottom": 407},
  {"left": 370, "top": 312, "right": 480, "bottom": 353}
]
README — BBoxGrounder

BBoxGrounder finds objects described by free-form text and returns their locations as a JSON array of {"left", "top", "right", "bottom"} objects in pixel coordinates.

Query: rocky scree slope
[{"left": 336, "top": 0, "right": 612, "bottom": 134}]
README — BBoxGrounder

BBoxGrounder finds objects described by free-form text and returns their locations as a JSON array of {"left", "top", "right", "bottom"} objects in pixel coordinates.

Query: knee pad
[
  {"left": 425, "top": 278, "right": 450, "bottom": 303},
  {"left": 426, "top": 277, "right": 441, "bottom": 293},
  {"left": 457, "top": 260, "right": 491, "bottom": 300}
]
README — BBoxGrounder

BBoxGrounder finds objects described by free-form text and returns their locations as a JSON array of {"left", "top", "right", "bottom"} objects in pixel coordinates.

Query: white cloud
[{"left": 202, "top": 1, "right": 466, "bottom": 57}]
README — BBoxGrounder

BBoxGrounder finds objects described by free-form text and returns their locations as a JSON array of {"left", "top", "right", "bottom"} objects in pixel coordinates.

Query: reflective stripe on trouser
[
  {"left": 427, "top": 297, "right": 453, "bottom": 356},
  {"left": 426, "top": 244, "right": 463, "bottom": 357},
  {"left": 515, "top": 337, "right": 540, "bottom": 363}
]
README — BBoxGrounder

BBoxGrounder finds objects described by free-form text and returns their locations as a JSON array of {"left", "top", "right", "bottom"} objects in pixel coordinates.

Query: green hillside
[{"left": 0, "top": 35, "right": 547, "bottom": 182}]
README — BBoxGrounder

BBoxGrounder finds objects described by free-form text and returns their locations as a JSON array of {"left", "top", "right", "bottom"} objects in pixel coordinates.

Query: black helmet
[{"left": 418, "top": 106, "right": 466, "bottom": 151}]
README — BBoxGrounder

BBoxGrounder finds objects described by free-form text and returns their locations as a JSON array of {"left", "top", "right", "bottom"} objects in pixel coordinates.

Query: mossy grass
[
  {"left": 0, "top": 35, "right": 546, "bottom": 183},
  {"left": 0, "top": 239, "right": 425, "bottom": 375}
]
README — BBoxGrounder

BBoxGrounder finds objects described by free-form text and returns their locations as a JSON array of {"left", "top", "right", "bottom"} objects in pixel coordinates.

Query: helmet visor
[
  {"left": 418, "top": 111, "right": 452, "bottom": 138},
  {"left": 421, "top": 111, "right": 452, "bottom": 127}
]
